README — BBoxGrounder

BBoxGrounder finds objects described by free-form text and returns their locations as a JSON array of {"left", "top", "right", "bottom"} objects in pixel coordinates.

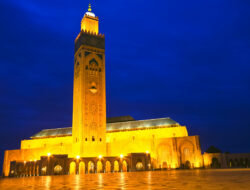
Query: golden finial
[{"left": 88, "top": 3, "right": 92, "bottom": 12}]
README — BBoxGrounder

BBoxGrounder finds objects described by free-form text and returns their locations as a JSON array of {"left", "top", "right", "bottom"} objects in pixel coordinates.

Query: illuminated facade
[{"left": 2, "top": 4, "right": 204, "bottom": 177}]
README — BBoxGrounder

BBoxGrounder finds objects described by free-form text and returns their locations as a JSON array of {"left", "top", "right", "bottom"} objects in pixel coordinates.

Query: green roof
[
  {"left": 107, "top": 116, "right": 135, "bottom": 123},
  {"left": 30, "top": 117, "right": 179, "bottom": 139}
]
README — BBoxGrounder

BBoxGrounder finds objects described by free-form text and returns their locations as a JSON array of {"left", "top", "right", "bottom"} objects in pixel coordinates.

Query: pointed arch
[
  {"left": 89, "top": 58, "right": 98, "bottom": 66},
  {"left": 88, "top": 161, "right": 95, "bottom": 173},
  {"left": 162, "top": 162, "right": 168, "bottom": 169},
  {"left": 114, "top": 160, "right": 119, "bottom": 172},
  {"left": 79, "top": 161, "right": 86, "bottom": 174},
  {"left": 179, "top": 140, "right": 195, "bottom": 166},
  {"left": 105, "top": 161, "right": 111, "bottom": 173},
  {"left": 70, "top": 162, "right": 76, "bottom": 175},
  {"left": 122, "top": 160, "right": 128, "bottom": 172},
  {"left": 97, "top": 161, "right": 103, "bottom": 173},
  {"left": 156, "top": 143, "right": 172, "bottom": 169},
  {"left": 85, "top": 53, "right": 103, "bottom": 67}
]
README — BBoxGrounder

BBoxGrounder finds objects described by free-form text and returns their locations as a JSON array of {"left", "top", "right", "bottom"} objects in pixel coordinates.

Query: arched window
[{"left": 89, "top": 59, "right": 99, "bottom": 76}]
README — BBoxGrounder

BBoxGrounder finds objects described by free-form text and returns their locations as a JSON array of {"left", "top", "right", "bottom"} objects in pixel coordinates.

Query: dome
[{"left": 85, "top": 11, "right": 95, "bottom": 17}]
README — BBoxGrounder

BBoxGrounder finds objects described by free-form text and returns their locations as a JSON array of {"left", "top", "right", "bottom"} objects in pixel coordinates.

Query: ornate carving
[
  {"left": 90, "top": 102, "right": 98, "bottom": 115},
  {"left": 75, "top": 32, "right": 105, "bottom": 52},
  {"left": 97, "top": 54, "right": 103, "bottom": 60},
  {"left": 74, "top": 60, "right": 80, "bottom": 78},
  {"left": 85, "top": 51, "right": 91, "bottom": 57}
]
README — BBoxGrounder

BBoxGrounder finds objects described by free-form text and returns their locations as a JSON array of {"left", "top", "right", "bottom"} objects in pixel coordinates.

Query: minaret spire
[
  {"left": 85, "top": 0, "right": 95, "bottom": 17},
  {"left": 81, "top": 1, "right": 98, "bottom": 33},
  {"left": 88, "top": 2, "right": 92, "bottom": 12}
]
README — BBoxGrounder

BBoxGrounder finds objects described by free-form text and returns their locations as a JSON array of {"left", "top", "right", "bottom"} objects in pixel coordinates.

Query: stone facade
[
  {"left": 3, "top": 117, "right": 205, "bottom": 177},
  {"left": 203, "top": 153, "right": 250, "bottom": 168},
  {"left": 8, "top": 153, "right": 151, "bottom": 177}
]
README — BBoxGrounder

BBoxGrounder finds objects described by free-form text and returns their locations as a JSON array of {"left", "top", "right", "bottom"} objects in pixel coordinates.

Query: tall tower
[{"left": 72, "top": 4, "right": 106, "bottom": 157}]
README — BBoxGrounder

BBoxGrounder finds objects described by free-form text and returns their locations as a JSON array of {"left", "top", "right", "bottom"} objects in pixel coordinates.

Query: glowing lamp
[
  {"left": 171, "top": 163, "right": 177, "bottom": 169},
  {"left": 148, "top": 163, "right": 151, "bottom": 169},
  {"left": 195, "top": 162, "right": 200, "bottom": 168},
  {"left": 120, "top": 154, "right": 124, "bottom": 159},
  {"left": 76, "top": 155, "right": 80, "bottom": 159},
  {"left": 146, "top": 151, "right": 149, "bottom": 154},
  {"left": 47, "top": 153, "right": 51, "bottom": 157},
  {"left": 98, "top": 155, "right": 103, "bottom": 159}
]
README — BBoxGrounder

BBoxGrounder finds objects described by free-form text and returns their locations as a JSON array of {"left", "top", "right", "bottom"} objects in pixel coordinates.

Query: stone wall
[{"left": 203, "top": 153, "right": 250, "bottom": 168}]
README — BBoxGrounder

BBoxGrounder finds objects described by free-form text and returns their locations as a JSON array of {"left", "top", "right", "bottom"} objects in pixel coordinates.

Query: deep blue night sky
[{"left": 0, "top": 0, "right": 250, "bottom": 171}]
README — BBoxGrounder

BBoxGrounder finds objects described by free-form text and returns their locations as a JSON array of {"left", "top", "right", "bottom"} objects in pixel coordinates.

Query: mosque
[{"left": 3, "top": 4, "right": 206, "bottom": 177}]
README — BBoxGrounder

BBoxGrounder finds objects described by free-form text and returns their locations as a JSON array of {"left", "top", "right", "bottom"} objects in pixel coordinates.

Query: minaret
[
  {"left": 72, "top": 3, "right": 106, "bottom": 157},
  {"left": 81, "top": 3, "right": 99, "bottom": 34}
]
